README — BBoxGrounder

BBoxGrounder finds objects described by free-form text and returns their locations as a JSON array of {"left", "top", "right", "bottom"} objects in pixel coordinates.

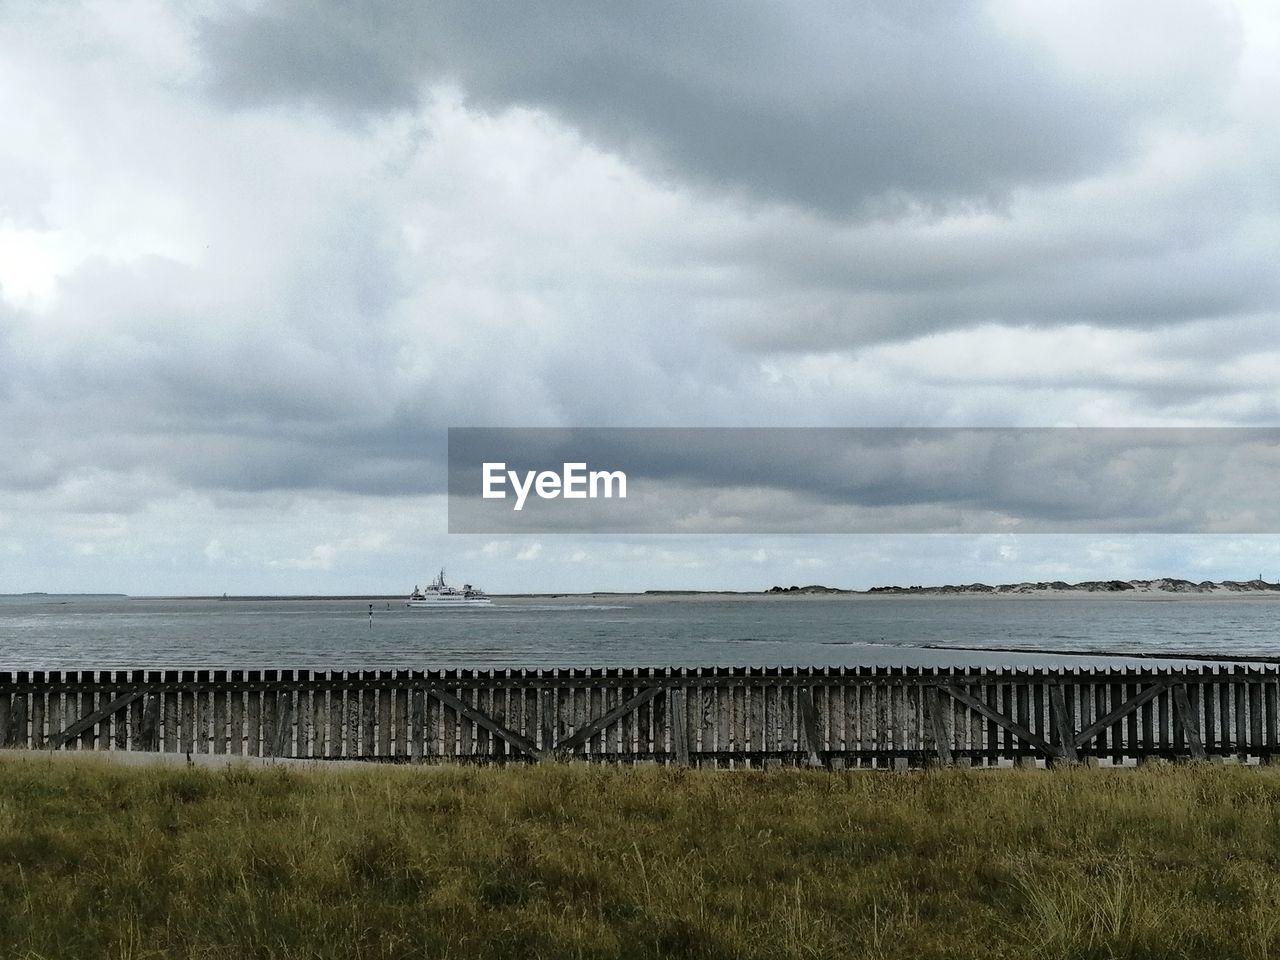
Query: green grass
[{"left": 3, "top": 758, "right": 1280, "bottom": 959}]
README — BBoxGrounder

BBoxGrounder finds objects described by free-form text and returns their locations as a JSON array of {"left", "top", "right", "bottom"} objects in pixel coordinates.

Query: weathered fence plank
[
  {"left": 1172, "top": 683, "right": 1208, "bottom": 760},
  {"left": 925, "top": 685, "right": 952, "bottom": 766}
]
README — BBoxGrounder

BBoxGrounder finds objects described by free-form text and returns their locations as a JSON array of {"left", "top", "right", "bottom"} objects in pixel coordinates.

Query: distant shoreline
[{"left": 12, "top": 577, "right": 1278, "bottom": 602}]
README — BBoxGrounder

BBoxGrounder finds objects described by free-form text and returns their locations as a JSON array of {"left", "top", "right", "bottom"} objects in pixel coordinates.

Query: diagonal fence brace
[{"left": 46, "top": 691, "right": 143, "bottom": 751}]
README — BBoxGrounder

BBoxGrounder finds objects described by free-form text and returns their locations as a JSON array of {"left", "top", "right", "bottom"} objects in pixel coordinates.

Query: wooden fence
[{"left": 2, "top": 666, "right": 1278, "bottom": 767}]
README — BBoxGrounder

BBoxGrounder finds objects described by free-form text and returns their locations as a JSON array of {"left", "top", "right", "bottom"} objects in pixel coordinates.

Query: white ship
[{"left": 407, "top": 569, "right": 492, "bottom": 607}]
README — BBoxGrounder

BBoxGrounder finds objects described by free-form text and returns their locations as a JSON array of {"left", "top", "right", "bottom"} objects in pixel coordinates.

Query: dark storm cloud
[
  {"left": 197, "top": 1, "right": 1236, "bottom": 216},
  {"left": 694, "top": 166, "right": 1276, "bottom": 349},
  {"left": 719, "top": 250, "right": 1275, "bottom": 349},
  {"left": 448, "top": 428, "right": 1280, "bottom": 533}
]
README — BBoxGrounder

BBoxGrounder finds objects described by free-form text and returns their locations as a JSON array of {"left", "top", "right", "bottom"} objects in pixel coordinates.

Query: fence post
[
  {"left": 924, "top": 686, "right": 952, "bottom": 767},
  {"left": 12, "top": 692, "right": 27, "bottom": 749},
  {"left": 539, "top": 687, "right": 556, "bottom": 762},
  {"left": 1049, "top": 686, "right": 1078, "bottom": 765},
  {"left": 141, "top": 693, "right": 161, "bottom": 751},
  {"left": 797, "top": 688, "right": 822, "bottom": 767},
  {"left": 668, "top": 687, "right": 690, "bottom": 766},
  {"left": 1172, "top": 684, "right": 1207, "bottom": 761}
]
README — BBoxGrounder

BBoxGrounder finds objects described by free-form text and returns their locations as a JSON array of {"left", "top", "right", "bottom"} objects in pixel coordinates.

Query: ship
[{"left": 407, "top": 569, "right": 492, "bottom": 607}]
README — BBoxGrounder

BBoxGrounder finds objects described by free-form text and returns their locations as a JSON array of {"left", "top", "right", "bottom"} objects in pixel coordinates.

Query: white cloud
[{"left": 271, "top": 543, "right": 338, "bottom": 571}]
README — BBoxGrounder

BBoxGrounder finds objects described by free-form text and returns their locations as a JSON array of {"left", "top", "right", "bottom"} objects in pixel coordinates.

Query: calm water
[{"left": 1, "top": 594, "right": 1277, "bottom": 670}]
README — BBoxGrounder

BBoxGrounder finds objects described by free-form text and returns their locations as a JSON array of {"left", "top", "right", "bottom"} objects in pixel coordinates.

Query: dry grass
[{"left": 3, "top": 757, "right": 1280, "bottom": 959}]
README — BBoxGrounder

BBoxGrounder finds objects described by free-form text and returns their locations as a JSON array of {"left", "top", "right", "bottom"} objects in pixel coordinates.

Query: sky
[{"left": 2, "top": 0, "right": 1280, "bottom": 595}]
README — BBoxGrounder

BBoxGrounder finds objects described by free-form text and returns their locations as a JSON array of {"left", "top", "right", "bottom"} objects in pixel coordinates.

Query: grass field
[{"left": 3, "top": 757, "right": 1280, "bottom": 959}]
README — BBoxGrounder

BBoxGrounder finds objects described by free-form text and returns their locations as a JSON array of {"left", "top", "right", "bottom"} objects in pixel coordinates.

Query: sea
[{"left": 1, "top": 593, "right": 1277, "bottom": 670}]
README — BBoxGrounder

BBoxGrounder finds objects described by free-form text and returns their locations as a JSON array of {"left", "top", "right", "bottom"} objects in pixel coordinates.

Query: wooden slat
[
  {"left": 1032, "top": 680, "right": 1047, "bottom": 761},
  {"left": 699, "top": 683, "right": 715, "bottom": 757},
  {"left": 1049, "top": 685, "right": 1078, "bottom": 762},
  {"left": 669, "top": 688, "right": 689, "bottom": 765},
  {"left": 328, "top": 678, "right": 345, "bottom": 758},
  {"left": 13, "top": 691, "right": 28, "bottom": 748},
  {"left": 261, "top": 684, "right": 277, "bottom": 757},
  {"left": 558, "top": 683, "right": 572, "bottom": 758},
  {"left": 538, "top": 687, "right": 555, "bottom": 758},
  {"left": 966, "top": 676, "right": 980, "bottom": 764},
  {"left": 567, "top": 678, "right": 585, "bottom": 759},
  {"left": 439, "top": 681, "right": 455, "bottom": 758},
  {"left": 1013, "top": 677, "right": 1031, "bottom": 763},
  {"left": 346, "top": 682, "right": 362, "bottom": 757},
  {"left": 163, "top": 688, "right": 178, "bottom": 753},
  {"left": 1172, "top": 683, "right": 1207, "bottom": 760},
  {"left": 128, "top": 678, "right": 144, "bottom": 750},
  {"left": 410, "top": 687, "right": 425, "bottom": 762},
  {"left": 1266, "top": 678, "right": 1279, "bottom": 760},
  {"left": 983, "top": 678, "right": 998, "bottom": 762},
  {"left": 311, "top": 686, "right": 327, "bottom": 759},
  {"left": 1235, "top": 673, "right": 1248, "bottom": 758},
  {"left": 212, "top": 687, "right": 227, "bottom": 755},
  {"left": 246, "top": 687, "right": 262, "bottom": 757},
  {"left": 179, "top": 687, "right": 195, "bottom": 755},
  {"left": 140, "top": 693, "right": 160, "bottom": 750},
  {"left": 360, "top": 680, "right": 377, "bottom": 758},
  {"left": 640, "top": 677, "right": 656, "bottom": 758},
  {"left": 797, "top": 687, "right": 821, "bottom": 767},
  {"left": 30, "top": 686, "right": 45, "bottom": 750},
  {"left": 1124, "top": 674, "right": 1139, "bottom": 762},
  {"left": 229, "top": 684, "right": 244, "bottom": 756},
  {"left": 48, "top": 687, "right": 65, "bottom": 753},
  {"left": 110, "top": 676, "right": 126, "bottom": 749},
  {"left": 828, "top": 675, "right": 842, "bottom": 758},
  {"left": 925, "top": 685, "right": 952, "bottom": 766},
  {"left": 650, "top": 676, "right": 666, "bottom": 760},
  {"left": 393, "top": 683, "right": 409, "bottom": 758},
  {"left": 377, "top": 686, "right": 392, "bottom": 757},
  {"left": 1158, "top": 673, "right": 1172, "bottom": 753},
  {"left": 769, "top": 675, "right": 785, "bottom": 756},
  {"left": 459, "top": 679, "right": 474, "bottom": 758},
  {"left": 716, "top": 683, "right": 730, "bottom": 757},
  {"left": 78, "top": 687, "right": 94, "bottom": 750},
  {"left": 294, "top": 673, "right": 310, "bottom": 758},
  {"left": 1140, "top": 675, "right": 1155, "bottom": 758},
  {"left": 1250, "top": 681, "right": 1263, "bottom": 757},
  {"left": 195, "top": 679, "right": 210, "bottom": 754},
  {"left": 1219, "top": 676, "right": 1231, "bottom": 752},
  {"left": 272, "top": 691, "right": 294, "bottom": 758}
]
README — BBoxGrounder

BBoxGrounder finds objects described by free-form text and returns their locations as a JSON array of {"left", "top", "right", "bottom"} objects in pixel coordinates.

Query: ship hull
[{"left": 406, "top": 597, "right": 492, "bottom": 607}]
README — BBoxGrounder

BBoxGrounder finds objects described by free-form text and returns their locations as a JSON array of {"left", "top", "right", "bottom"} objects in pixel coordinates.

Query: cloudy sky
[{"left": 3, "top": 0, "right": 1279, "bottom": 594}]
